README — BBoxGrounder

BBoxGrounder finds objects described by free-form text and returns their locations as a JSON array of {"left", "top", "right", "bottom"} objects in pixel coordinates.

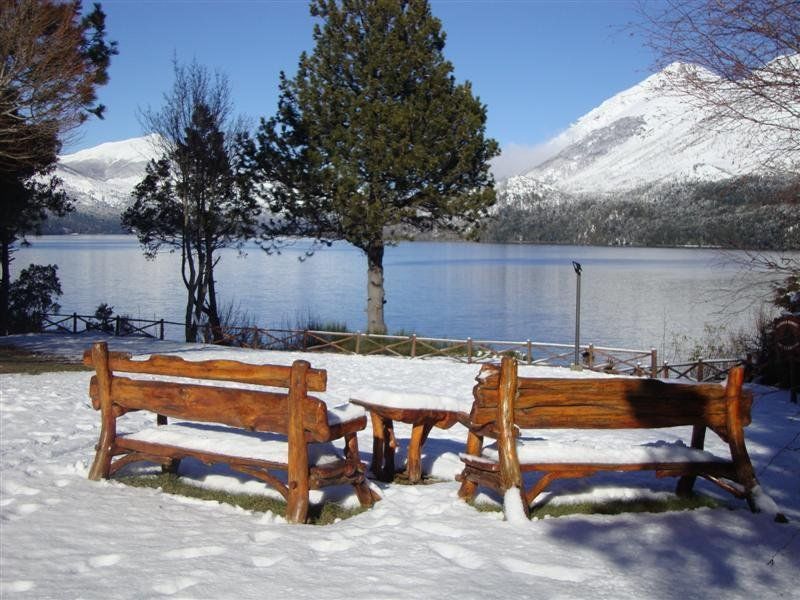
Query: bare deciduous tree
[
  {"left": 123, "top": 61, "right": 260, "bottom": 343},
  {"left": 638, "top": 0, "right": 799, "bottom": 171},
  {"left": 638, "top": 0, "right": 800, "bottom": 303}
]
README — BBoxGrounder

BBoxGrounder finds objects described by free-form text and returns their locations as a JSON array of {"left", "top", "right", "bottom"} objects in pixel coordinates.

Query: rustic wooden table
[{"left": 350, "top": 398, "right": 462, "bottom": 483}]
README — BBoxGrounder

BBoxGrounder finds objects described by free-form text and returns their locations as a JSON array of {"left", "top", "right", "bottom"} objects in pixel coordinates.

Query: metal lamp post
[{"left": 571, "top": 261, "right": 582, "bottom": 371}]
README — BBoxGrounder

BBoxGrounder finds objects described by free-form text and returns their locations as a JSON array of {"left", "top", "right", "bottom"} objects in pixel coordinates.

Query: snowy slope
[
  {"left": 1, "top": 333, "right": 798, "bottom": 598},
  {"left": 55, "top": 135, "right": 158, "bottom": 213},
  {"left": 503, "top": 62, "right": 798, "bottom": 199},
  {"left": 56, "top": 59, "right": 798, "bottom": 217}
]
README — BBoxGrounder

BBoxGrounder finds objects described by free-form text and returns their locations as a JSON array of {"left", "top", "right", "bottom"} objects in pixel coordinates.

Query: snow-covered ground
[{"left": 2, "top": 334, "right": 798, "bottom": 598}]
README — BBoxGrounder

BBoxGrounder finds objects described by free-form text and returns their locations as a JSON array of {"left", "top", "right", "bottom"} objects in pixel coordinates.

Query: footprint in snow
[
  {"left": 2, "top": 481, "right": 41, "bottom": 496},
  {"left": 251, "top": 555, "right": 285, "bottom": 568},
  {"left": 498, "top": 557, "right": 591, "bottom": 582},
  {"left": 163, "top": 546, "right": 226, "bottom": 560},
  {"left": 428, "top": 542, "right": 484, "bottom": 569},
  {"left": 88, "top": 554, "right": 123, "bottom": 568},
  {"left": 0, "top": 580, "right": 36, "bottom": 593},
  {"left": 3, "top": 502, "right": 41, "bottom": 520},
  {"left": 412, "top": 521, "right": 468, "bottom": 539},
  {"left": 249, "top": 530, "right": 283, "bottom": 544},
  {"left": 151, "top": 576, "right": 199, "bottom": 596},
  {"left": 308, "top": 536, "right": 357, "bottom": 553}
]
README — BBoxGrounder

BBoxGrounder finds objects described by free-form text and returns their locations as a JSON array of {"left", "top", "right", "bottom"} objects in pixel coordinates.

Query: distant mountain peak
[
  {"left": 55, "top": 135, "right": 158, "bottom": 213},
  {"left": 503, "top": 60, "right": 796, "bottom": 197}
]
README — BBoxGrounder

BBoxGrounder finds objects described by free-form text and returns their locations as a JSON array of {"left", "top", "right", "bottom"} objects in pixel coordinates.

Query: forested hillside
[{"left": 483, "top": 175, "right": 800, "bottom": 249}]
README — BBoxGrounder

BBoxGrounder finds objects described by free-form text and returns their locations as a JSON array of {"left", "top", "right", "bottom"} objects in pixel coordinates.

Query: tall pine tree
[{"left": 255, "top": 0, "right": 498, "bottom": 333}]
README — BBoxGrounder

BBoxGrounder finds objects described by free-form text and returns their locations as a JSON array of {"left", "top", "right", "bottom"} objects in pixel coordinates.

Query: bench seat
[
  {"left": 123, "top": 421, "right": 347, "bottom": 467},
  {"left": 463, "top": 435, "right": 727, "bottom": 466}
]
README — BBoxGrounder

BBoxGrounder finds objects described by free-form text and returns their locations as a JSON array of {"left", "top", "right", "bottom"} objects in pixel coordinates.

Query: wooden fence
[
  {"left": 40, "top": 313, "right": 747, "bottom": 382},
  {"left": 42, "top": 313, "right": 167, "bottom": 340}
]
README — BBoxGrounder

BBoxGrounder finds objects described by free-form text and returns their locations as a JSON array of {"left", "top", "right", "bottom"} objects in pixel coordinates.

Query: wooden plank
[
  {"left": 470, "top": 376, "right": 751, "bottom": 431},
  {"left": 83, "top": 350, "right": 327, "bottom": 392},
  {"left": 349, "top": 399, "right": 460, "bottom": 429},
  {"left": 90, "top": 376, "right": 331, "bottom": 441}
]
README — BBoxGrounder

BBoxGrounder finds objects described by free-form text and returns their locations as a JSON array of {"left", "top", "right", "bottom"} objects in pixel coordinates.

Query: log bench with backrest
[
  {"left": 84, "top": 341, "right": 379, "bottom": 523},
  {"left": 458, "top": 356, "right": 780, "bottom": 519}
]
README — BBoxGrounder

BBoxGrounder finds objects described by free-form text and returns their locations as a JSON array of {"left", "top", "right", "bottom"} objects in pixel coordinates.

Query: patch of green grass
[
  {"left": 470, "top": 494, "right": 722, "bottom": 519},
  {"left": 389, "top": 473, "right": 447, "bottom": 485},
  {"left": 0, "top": 345, "right": 91, "bottom": 375},
  {"left": 116, "top": 473, "right": 367, "bottom": 525}
]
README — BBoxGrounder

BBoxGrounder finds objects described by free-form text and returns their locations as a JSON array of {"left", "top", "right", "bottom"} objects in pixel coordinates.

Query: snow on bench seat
[
  {"left": 463, "top": 435, "right": 726, "bottom": 466},
  {"left": 123, "top": 422, "right": 345, "bottom": 467}
]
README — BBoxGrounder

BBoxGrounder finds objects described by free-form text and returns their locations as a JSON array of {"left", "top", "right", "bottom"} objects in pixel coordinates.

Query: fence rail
[
  {"left": 39, "top": 313, "right": 747, "bottom": 382},
  {"left": 42, "top": 313, "right": 168, "bottom": 340}
]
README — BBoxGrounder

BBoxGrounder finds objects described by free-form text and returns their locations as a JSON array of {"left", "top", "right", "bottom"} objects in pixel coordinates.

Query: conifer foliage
[{"left": 255, "top": 0, "right": 498, "bottom": 333}]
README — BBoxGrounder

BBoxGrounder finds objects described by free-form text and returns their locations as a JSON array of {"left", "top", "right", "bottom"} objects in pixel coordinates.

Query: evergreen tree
[
  {"left": 0, "top": 167, "right": 69, "bottom": 334},
  {"left": 122, "top": 64, "right": 260, "bottom": 343},
  {"left": 255, "top": 0, "right": 498, "bottom": 333}
]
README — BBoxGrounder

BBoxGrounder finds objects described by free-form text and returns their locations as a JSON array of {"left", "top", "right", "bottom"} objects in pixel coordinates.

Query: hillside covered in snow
[
  {"left": 490, "top": 60, "right": 799, "bottom": 249},
  {"left": 44, "top": 61, "right": 799, "bottom": 247}
]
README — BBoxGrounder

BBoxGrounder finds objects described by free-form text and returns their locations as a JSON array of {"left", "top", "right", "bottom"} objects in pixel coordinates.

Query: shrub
[
  {"left": 92, "top": 303, "right": 115, "bottom": 333},
  {"left": 8, "top": 264, "right": 62, "bottom": 333}
]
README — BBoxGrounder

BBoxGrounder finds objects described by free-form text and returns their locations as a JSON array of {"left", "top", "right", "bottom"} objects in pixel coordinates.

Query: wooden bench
[
  {"left": 458, "top": 356, "right": 779, "bottom": 519},
  {"left": 84, "top": 341, "right": 379, "bottom": 523}
]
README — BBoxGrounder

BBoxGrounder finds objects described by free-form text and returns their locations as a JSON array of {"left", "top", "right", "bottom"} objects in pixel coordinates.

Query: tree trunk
[
  {"left": 366, "top": 241, "right": 387, "bottom": 334},
  {"left": 0, "top": 235, "right": 11, "bottom": 336},
  {"left": 181, "top": 237, "right": 198, "bottom": 343},
  {"left": 204, "top": 243, "right": 223, "bottom": 344}
]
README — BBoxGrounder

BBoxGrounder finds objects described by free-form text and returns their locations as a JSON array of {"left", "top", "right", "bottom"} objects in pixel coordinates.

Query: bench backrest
[
  {"left": 83, "top": 342, "right": 333, "bottom": 442},
  {"left": 470, "top": 357, "right": 751, "bottom": 437}
]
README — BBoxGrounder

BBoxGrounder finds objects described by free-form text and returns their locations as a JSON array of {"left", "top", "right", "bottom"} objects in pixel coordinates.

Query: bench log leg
[
  {"left": 88, "top": 342, "right": 115, "bottom": 481},
  {"left": 344, "top": 432, "right": 380, "bottom": 506},
  {"left": 286, "top": 361, "right": 311, "bottom": 524},
  {"left": 406, "top": 422, "right": 434, "bottom": 483},
  {"left": 676, "top": 424, "right": 707, "bottom": 497},
  {"left": 725, "top": 367, "right": 760, "bottom": 513},
  {"left": 457, "top": 431, "right": 484, "bottom": 501}
]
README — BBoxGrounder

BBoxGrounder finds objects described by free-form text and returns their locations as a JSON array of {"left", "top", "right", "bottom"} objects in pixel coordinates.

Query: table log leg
[
  {"left": 406, "top": 421, "right": 434, "bottom": 483},
  {"left": 369, "top": 412, "right": 386, "bottom": 480},
  {"left": 369, "top": 412, "right": 397, "bottom": 482},
  {"left": 383, "top": 419, "right": 396, "bottom": 482}
]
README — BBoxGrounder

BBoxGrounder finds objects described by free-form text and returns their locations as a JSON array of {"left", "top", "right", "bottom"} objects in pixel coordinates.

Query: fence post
[
  {"left": 696, "top": 358, "right": 705, "bottom": 382},
  {"left": 527, "top": 339, "right": 532, "bottom": 365},
  {"left": 662, "top": 361, "right": 669, "bottom": 379},
  {"left": 587, "top": 344, "right": 594, "bottom": 368},
  {"left": 159, "top": 319, "right": 165, "bottom": 340},
  {"left": 73, "top": 312, "right": 78, "bottom": 333},
  {"left": 355, "top": 331, "right": 362, "bottom": 355},
  {"left": 467, "top": 337, "right": 473, "bottom": 364},
  {"left": 650, "top": 348, "right": 658, "bottom": 378},
  {"left": 114, "top": 316, "right": 120, "bottom": 337},
  {"left": 411, "top": 334, "right": 417, "bottom": 358}
]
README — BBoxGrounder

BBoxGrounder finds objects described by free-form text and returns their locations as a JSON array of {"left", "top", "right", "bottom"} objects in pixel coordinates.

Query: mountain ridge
[{"left": 50, "top": 60, "right": 798, "bottom": 244}]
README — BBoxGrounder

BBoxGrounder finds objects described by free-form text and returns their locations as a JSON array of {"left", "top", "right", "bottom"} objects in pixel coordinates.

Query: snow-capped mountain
[
  {"left": 55, "top": 59, "right": 797, "bottom": 226},
  {"left": 501, "top": 61, "right": 797, "bottom": 202},
  {"left": 55, "top": 135, "right": 158, "bottom": 214}
]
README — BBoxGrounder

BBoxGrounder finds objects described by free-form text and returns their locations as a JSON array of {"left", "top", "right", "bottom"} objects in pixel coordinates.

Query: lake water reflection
[{"left": 14, "top": 235, "right": 776, "bottom": 354}]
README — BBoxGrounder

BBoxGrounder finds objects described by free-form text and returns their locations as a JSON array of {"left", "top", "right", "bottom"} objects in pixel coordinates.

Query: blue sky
[{"left": 69, "top": 0, "right": 656, "bottom": 176}]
